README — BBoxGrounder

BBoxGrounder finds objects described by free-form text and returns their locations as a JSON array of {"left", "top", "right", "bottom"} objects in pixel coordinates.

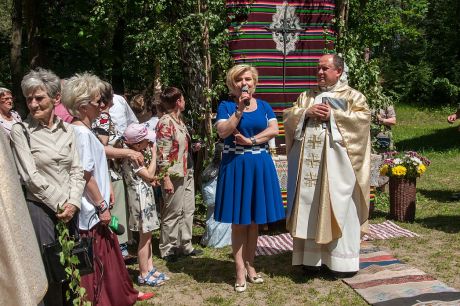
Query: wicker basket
[{"left": 389, "top": 177, "right": 416, "bottom": 222}]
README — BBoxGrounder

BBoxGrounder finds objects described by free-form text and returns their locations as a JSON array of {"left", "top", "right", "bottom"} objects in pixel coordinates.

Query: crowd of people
[
  {"left": 1, "top": 53, "right": 457, "bottom": 305},
  {"left": 1, "top": 68, "right": 202, "bottom": 305}
]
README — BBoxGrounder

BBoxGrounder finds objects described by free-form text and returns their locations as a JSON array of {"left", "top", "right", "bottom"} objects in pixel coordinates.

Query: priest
[
  {"left": 0, "top": 127, "right": 47, "bottom": 305},
  {"left": 283, "top": 54, "right": 371, "bottom": 275}
]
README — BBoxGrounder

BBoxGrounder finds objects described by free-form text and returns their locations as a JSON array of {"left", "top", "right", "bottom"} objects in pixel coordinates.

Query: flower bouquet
[
  {"left": 379, "top": 151, "right": 431, "bottom": 222},
  {"left": 379, "top": 151, "right": 430, "bottom": 179}
]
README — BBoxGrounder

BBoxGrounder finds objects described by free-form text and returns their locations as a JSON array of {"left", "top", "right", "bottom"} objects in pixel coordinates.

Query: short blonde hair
[
  {"left": 61, "top": 73, "right": 102, "bottom": 117},
  {"left": 226, "top": 64, "right": 259, "bottom": 96}
]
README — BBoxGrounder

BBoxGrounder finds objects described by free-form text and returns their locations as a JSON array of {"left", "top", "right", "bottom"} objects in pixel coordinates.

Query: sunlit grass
[{"left": 134, "top": 103, "right": 460, "bottom": 305}]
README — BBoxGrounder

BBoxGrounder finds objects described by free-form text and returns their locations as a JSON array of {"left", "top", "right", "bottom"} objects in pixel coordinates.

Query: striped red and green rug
[
  {"left": 227, "top": 0, "right": 336, "bottom": 145},
  {"left": 343, "top": 244, "right": 460, "bottom": 305}
]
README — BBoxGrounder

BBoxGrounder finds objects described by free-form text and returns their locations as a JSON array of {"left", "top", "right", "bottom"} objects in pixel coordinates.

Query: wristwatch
[
  {"left": 96, "top": 200, "right": 109, "bottom": 214},
  {"left": 235, "top": 110, "right": 243, "bottom": 119},
  {"left": 250, "top": 136, "right": 257, "bottom": 145}
]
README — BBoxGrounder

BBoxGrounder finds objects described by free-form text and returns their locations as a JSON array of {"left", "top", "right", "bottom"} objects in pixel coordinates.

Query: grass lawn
[{"left": 133, "top": 104, "right": 460, "bottom": 305}]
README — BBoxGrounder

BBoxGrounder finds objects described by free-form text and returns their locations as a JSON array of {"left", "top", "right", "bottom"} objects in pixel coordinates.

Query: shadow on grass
[
  {"left": 418, "top": 215, "right": 460, "bottom": 233},
  {"left": 254, "top": 252, "right": 338, "bottom": 284},
  {"left": 369, "top": 209, "right": 390, "bottom": 219},
  {"left": 157, "top": 249, "right": 338, "bottom": 285},
  {"left": 418, "top": 188, "right": 460, "bottom": 203},
  {"left": 165, "top": 256, "right": 237, "bottom": 285},
  {"left": 395, "top": 126, "right": 459, "bottom": 152}
]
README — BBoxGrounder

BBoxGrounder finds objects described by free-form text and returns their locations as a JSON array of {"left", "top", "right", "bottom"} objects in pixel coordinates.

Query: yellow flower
[
  {"left": 417, "top": 164, "right": 426, "bottom": 175},
  {"left": 392, "top": 165, "right": 407, "bottom": 177},
  {"left": 380, "top": 164, "right": 389, "bottom": 176}
]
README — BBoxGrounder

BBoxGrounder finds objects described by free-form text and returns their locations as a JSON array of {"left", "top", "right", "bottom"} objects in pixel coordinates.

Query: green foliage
[
  {"left": 343, "top": 0, "right": 460, "bottom": 106},
  {"left": 374, "top": 189, "right": 389, "bottom": 212},
  {"left": 339, "top": 33, "right": 392, "bottom": 110},
  {"left": 56, "top": 219, "right": 90, "bottom": 306}
]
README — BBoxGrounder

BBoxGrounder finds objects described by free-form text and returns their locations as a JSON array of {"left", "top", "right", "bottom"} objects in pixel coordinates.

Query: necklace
[{"left": 76, "top": 118, "right": 100, "bottom": 140}]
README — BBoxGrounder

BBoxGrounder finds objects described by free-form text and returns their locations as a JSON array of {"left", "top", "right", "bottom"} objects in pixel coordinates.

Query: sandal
[
  {"left": 246, "top": 272, "right": 264, "bottom": 284},
  {"left": 138, "top": 269, "right": 166, "bottom": 287},
  {"left": 150, "top": 267, "right": 170, "bottom": 281}
]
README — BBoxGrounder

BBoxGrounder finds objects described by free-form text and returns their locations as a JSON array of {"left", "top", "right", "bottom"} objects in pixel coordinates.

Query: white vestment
[{"left": 287, "top": 87, "right": 366, "bottom": 272}]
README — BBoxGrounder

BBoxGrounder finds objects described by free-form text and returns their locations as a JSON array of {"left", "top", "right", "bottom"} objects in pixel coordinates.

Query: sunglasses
[{"left": 89, "top": 96, "right": 106, "bottom": 107}]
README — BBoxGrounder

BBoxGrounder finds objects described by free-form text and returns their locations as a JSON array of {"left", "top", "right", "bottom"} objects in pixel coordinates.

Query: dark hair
[
  {"left": 160, "top": 87, "right": 182, "bottom": 111},
  {"left": 99, "top": 81, "right": 114, "bottom": 104},
  {"left": 129, "top": 94, "right": 145, "bottom": 114},
  {"left": 332, "top": 54, "right": 344, "bottom": 71}
]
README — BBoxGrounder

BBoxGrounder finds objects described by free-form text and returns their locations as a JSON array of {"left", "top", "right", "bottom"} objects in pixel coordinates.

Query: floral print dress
[
  {"left": 122, "top": 145, "right": 160, "bottom": 233},
  {"left": 156, "top": 114, "right": 190, "bottom": 177}
]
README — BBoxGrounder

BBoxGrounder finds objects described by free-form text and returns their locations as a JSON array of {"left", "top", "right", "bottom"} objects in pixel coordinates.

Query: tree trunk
[
  {"left": 201, "top": 0, "right": 213, "bottom": 155},
  {"left": 112, "top": 17, "right": 126, "bottom": 94},
  {"left": 336, "top": 0, "right": 349, "bottom": 54},
  {"left": 10, "top": 0, "right": 25, "bottom": 117},
  {"left": 153, "top": 61, "right": 162, "bottom": 105},
  {"left": 25, "top": 0, "right": 46, "bottom": 68}
]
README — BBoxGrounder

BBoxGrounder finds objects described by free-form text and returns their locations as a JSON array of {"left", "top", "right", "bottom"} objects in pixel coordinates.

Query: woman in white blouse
[{"left": 61, "top": 73, "right": 153, "bottom": 304}]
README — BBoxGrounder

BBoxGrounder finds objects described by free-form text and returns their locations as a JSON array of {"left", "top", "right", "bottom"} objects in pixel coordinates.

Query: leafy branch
[{"left": 56, "top": 218, "right": 90, "bottom": 306}]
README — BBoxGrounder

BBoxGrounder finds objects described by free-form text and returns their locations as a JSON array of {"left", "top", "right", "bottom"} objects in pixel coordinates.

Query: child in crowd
[
  {"left": 122, "top": 123, "right": 169, "bottom": 287},
  {"left": 144, "top": 103, "right": 166, "bottom": 214}
]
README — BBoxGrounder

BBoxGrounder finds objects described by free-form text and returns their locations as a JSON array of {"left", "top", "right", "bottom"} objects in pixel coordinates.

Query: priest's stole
[{"left": 226, "top": 0, "right": 336, "bottom": 147}]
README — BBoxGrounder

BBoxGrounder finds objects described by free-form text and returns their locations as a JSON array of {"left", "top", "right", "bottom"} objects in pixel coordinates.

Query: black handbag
[
  {"left": 43, "top": 234, "right": 94, "bottom": 284},
  {"left": 376, "top": 134, "right": 391, "bottom": 149}
]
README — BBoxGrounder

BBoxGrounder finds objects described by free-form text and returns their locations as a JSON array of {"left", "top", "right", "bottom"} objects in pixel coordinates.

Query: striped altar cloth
[
  {"left": 226, "top": 0, "right": 336, "bottom": 145},
  {"left": 256, "top": 221, "right": 420, "bottom": 256}
]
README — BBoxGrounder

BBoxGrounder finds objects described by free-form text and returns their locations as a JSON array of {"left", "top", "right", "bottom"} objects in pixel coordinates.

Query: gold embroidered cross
[
  {"left": 307, "top": 135, "right": 322, "bottom": 149},
  {"left": 304, "top": 172, "right": 317, "bottom": 187},
  {"left": 305, "top": 153, "right": 321, "bottom": 168}
]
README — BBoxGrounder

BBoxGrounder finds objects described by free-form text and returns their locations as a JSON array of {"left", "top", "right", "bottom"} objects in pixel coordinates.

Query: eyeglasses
[{"left": 89, "top": 96, "right": 106, "bottom": 107}]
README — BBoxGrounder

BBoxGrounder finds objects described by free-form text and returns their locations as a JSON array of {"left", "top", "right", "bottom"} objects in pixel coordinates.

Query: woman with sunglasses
[{"left": 62, "top": 73, "right": 154, "bottom": 305}]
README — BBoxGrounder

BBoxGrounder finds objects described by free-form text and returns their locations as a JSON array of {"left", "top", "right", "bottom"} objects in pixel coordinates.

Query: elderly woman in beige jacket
[{"left": 10, "top": 68, "right": 85, "bottom": 306}]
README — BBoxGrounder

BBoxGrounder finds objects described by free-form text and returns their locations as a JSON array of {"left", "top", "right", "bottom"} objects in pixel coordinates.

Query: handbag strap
[{"left": 15, "top": 122, "right": 31, "bottom": 148}]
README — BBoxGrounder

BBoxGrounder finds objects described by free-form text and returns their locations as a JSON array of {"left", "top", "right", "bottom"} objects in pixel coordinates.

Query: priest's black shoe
[
  {"left": 185, "top": 249, "right": 204, "bottom": 257},
  {"left": 302, "top": 265, "right": 321, "bottom": 276}
]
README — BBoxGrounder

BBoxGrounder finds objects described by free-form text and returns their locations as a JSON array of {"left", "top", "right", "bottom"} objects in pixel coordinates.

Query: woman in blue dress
[{"left": 214, "top": 64, "right": 285, "bottom": 292}]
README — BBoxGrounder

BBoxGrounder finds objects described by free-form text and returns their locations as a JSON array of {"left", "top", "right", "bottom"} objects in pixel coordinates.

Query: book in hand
[{"left": 323, "top": 97, "right": 347, "bottom": 111}]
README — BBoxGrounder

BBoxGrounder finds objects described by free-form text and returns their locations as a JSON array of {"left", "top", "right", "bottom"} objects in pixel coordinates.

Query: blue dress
[{"left": 214, "top": 99, "right": 285, "bottom": 225}]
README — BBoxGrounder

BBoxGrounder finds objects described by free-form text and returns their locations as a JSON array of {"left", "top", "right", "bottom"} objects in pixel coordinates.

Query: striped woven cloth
[
  {"left": 255, "top": 221, "right": 419, "bottom": 256},
  {"left": 343, "top": 244, "right": 460, "bottom": 305},
  {"left": 362, "top": 220, "right": 420, "bottom": 241},
  {"left": 226, "top": 0, "right": 336, "bottom": 143}
]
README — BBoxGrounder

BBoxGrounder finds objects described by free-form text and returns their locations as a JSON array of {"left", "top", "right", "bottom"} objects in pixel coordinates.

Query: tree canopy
[{"left": 0, "top": 0, "right": 458, "bottom": 117}]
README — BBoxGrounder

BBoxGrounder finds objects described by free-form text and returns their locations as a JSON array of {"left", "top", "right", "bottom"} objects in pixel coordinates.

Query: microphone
[
  {"left": 241, "top": 85, "right": 250, "bottom": 107},
  {"left": 109, "top": 215, "right": 125, "bottom": 236}
]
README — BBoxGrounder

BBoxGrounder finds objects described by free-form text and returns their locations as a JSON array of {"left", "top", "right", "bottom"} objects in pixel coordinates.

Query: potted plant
[{"left": 379, "top": 151, "right": 431, "bottom": 222}]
